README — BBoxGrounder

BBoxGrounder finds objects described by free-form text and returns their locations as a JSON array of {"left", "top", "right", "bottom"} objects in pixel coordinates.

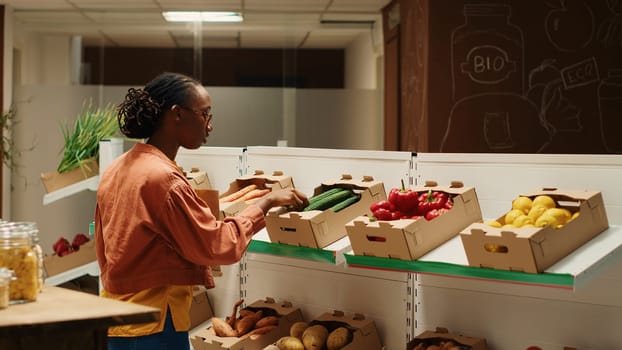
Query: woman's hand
[{"left": 255, "top": 188, "right": 309, "bottom": 214}]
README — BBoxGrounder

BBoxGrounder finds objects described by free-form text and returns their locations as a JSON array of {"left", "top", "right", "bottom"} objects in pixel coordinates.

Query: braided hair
[{"left": 117, "top": 72, "right": 201, "bottom": 139}]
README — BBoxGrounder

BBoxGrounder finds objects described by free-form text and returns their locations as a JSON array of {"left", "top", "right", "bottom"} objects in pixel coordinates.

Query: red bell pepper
[
  {"left": 388, "top": 179, "right": 418, "bottom": 214},
  {"left": 417, "top": 190, "right": 448, "bottom": 214},
  {"left": 370, "top": 200, "right": 396, "bottom": 213},
  {"left": 71, "top": 233, "right": 90, "bottom": 251},
  {"left": 370, "top": 200, "right": 402, "bottom": 220},
  {"left": 424, "top": 208, "right": 449, "bottom": 221},
  {"left": 372, "top": 207, "right": 394, "bottom": 221}
]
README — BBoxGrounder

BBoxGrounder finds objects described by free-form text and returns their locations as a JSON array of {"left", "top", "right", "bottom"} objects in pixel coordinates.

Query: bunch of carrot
[{"left": 220, "top": 184, "right": 271, "bottom": 204}]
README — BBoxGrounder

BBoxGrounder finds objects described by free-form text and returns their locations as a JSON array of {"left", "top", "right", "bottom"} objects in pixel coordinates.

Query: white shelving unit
[
  {"left": 44, "top": 261, "right": 100, "bottom": 286},
  {"left": 40, "top": 139, "right": 125, "bottom": 286},
  {"left": 46, "top": 145, "right": 622, "bottom": 349},
  {"left": 42, "top": 176, "right": 99, "bottom": 205}
]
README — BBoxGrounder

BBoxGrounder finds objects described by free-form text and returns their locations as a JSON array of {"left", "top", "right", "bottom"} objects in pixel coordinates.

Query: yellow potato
[
  {"left": 327, "top": 327, "right": 352, "bottom": 350},
  {"left": 302, "top": 325, "right": 329, "bottom": 350},
  {"left": 276, "top": 336, "right": 304, "bottom": 350},
  {"left": 289, "top": 321, "right": 309, "bottom": 339}
]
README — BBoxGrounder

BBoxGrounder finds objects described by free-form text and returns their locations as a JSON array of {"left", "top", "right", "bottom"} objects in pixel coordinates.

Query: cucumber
[
  {"left": 303, "top": 189, "right": 353, "bottom": 211},
  {"left": 330, "top": 194, "right": 361, "bottom": 212},
  {"left": 308, "top": 187, "right": 346, "bottom": 204}
]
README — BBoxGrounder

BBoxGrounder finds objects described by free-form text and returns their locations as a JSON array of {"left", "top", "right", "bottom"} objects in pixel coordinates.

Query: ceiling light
[{"left": 162, "top": 11, "right": 243, "bottom": 23}]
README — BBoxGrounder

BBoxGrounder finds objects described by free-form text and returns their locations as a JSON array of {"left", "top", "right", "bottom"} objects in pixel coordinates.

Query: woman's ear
[{"left": 171, "top": 104, "right": 182, "bottom": 120}]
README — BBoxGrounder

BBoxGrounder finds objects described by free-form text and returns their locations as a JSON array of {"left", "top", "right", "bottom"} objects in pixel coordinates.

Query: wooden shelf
[{"left": 42, "top": 175, "right": 99, "bottom": 205}]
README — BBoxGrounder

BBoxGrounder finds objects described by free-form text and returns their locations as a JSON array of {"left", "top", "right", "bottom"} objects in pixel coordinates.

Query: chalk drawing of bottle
[
  {"left": 451, "top": 4, "right": 525, "bottom": 102},
  {"left": 598, "top": 69, "right": 622, "bottom": 152}
]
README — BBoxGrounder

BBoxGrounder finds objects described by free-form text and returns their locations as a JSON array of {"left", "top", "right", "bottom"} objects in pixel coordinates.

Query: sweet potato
[
  {"left": 226, "top": 299, "right": 244, "bottom": 327},
  {"left": 302, "top": 324, "right": 329, "bottom": 350},
  {"left": 239, "top": 325, "right": 278, "bottom": 340},
  {"left": 235, "top": 310, "right": 263, "bottom": 336},
  {"left": 210, "top": 317, "right": 237, "bottom": 337},
  {"left": 276, "top": 336, "right": 305, "bottom": 350},
  {"left": 289, "top": 321, "right": 309, "bottom": 339},
  {"left": 326, "top": 326, "right": 352, "bottom": 350},
  {"left": 220, "top": 184, "right": 257, "bottom": 202},
  {"left": 255, "top": 315, "right": 280, "bottom": 328}
]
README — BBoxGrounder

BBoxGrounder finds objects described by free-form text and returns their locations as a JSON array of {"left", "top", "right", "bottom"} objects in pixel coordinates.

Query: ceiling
[{"left": 3, "top": 0, "right": 392, "bottom": 49}]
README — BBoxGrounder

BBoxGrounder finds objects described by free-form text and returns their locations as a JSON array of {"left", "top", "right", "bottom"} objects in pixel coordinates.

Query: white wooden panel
[
  {"left": 176, "top": 146, "right": 245, "bottom": 193},
  {"left": 416, "top": 282, "right": 622, "bottom": 349},
  {"left": 245, "top": 146, "right": 414, "bottom": 198},
  {"left": 414, "top": 153, "right": 622, "bottom": 349},
  {"left": 244, "top": 256, "right": 410, "bottom": 350}
]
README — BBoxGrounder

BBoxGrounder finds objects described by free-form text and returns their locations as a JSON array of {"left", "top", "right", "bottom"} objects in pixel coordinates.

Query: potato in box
[
  {"left": 219, "top": 170, "right": 294, "bottom": 217},
  {"left": 460, "top": 188, "right": 609, "bottom": 273},
  {"left": 190, "top": 297, "right": 303, "bottom": 350},
  {"left": 407, "top": 326, "right": 488, "bottom": 350},
  {"left": 265, "top": 174, "right": 386, "bottom": 248},
  {"left": 346, "top": 181, "right": 482, "bottom": 260},
  {"left": 299, "top": 311, "right": 382, "bottom": 350}
]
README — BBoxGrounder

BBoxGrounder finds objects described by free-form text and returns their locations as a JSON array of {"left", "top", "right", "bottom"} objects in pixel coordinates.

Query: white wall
[{"left": 345, "top": 30, "right": 382, "bottom": 90}]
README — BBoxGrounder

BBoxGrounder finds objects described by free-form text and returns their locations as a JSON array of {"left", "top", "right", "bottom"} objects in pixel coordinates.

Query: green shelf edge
[
  {"left": 343, "top": 254, "right": 575, "bottom": 288},
  {"left": 248, "top": 240, "right": 336, "bottom": 264}
]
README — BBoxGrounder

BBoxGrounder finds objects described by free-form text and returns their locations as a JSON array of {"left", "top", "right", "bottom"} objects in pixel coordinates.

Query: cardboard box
[
  {"left": 220, "top": 170, "right": 295, "bottom": 217},
  {"left": 265, "top": 174, "right": 386, "bottom": 248},
  {"left": 43, "top": 240, "right": 97, "bottom": 277},
  {"left": 460, "top": 188, "right": 609, "bottom": 273},
  {"left": 407, "top": 327, "right": 488, "bottom": 350},
  {"left": 185, "top": 168, "right": 213, "bottom": 190},
  {"left": 40, "top": 158, "right": 99, "bottom": 193},
  {"left": 308, "top": 310, "right": 383, "bottom": 350},
  {"left": 190, "top": 286, "right": 215, "bottom": 329},
  {"left": 190, "top": 297, "right": 304, "bottom": 350},
  {"left": 346, "top": 181, "right": 482, "bottom": 260}
]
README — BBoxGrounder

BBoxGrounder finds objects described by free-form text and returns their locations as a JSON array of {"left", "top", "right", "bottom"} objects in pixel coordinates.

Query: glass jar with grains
[{"left": 0, "top": 223, "right": 38, "bottom": 303}]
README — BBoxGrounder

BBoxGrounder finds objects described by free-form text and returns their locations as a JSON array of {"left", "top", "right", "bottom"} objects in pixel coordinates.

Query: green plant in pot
[{"left": 57, "top": 100, "right": 119, "bottom": 175}]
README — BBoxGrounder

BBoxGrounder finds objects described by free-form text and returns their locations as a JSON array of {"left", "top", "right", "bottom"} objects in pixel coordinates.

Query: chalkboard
[{"left": 408, "top": 0, "right": 622, "bottom": 154}]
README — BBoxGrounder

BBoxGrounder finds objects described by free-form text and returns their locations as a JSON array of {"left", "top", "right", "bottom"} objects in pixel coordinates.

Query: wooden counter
[{"left": 0, "top": 285, "right": 159, "bottom": 350}]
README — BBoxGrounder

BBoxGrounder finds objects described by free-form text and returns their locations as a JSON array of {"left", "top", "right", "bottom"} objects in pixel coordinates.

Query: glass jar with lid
[
  {"left": 0, "top": 223, "right": 38, "bottom": 303},
  {"left": 0, "top": 222, "right": 44, "bottom": 292}
]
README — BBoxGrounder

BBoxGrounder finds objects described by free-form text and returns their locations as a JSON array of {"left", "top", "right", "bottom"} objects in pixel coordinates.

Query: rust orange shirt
[{"left": 95, "top": 143, "right": 264, "bottom": 334}]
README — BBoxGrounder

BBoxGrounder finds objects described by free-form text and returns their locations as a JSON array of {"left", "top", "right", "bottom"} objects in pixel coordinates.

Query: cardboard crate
[
  {"left": 190, "top": 286, "right": 215, "bottom": 329},
  {"left": 40, "top": 158, "right": 99, "bottom": 193},
  {"left": 220, "top": 170, "right": 295, "bottom": 217},
  {"left": 296, "top": 311, "right": 382, "bottom": 350},
  {"left": 265, "top": 175, "right": 386, "bottom": 248},
  {"left": 346, "top": 181, "right": 482, "bottom": 260},
  {"left": 407, "top": 327, "right": 488, "bottom": 350},
  {"left": 460, "top": 188, "right": 609, "bottom": 273},
  {"left": 43, "top": 240, "right": 97, "bottom": 277},
  {"left": 185, "top": 167, "right": 213, "bottom": 190},
  {"left": 190, "top": 297, "right": 304, "bottom": 350}
]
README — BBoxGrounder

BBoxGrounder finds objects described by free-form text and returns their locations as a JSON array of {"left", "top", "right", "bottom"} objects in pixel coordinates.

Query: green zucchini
[
  {"left": 331, "top": 194, "right": 361, "bottom": 212},
  {"left": 303, "top": 189, "right": 353, "bottom": 211},
  {"left": 308, "top": 187, "right": 346, "bottom": 204}
]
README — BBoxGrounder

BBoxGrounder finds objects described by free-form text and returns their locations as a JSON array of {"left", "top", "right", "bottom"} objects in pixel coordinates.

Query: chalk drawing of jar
[
  {"left": 598, "top": 69, "right": 622, "bottom": 152},
  {"left": 451, "top": 4, "right": 525, "bottom": 102},
  {"left": 440, "top": 93, "right": 553, "bottom": 153}
]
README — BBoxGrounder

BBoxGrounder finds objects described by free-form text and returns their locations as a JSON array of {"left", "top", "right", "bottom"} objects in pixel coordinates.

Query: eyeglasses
[{"left": 180, "top": 106, "right": 213, "bottom": 122}]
